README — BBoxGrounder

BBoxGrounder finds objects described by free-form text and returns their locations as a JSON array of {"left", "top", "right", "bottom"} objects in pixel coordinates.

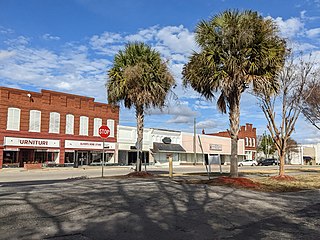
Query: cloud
[
  {"left": 269, "top": 16, "right": 304, "bottom": 38},
  {"left": 167, "top": 115, "right": 193, "bottom": 124},
  {"left": 42, "top": 33, "right": 60, "bottom": 41},
  {"left": 196, "top": 120, "right": 220, "bottom": 129},
  {"left": 155, "top": 25, "right": 198, "bottom": 54},
  {"left": 147, "top": 102, "right": 197, "bottom": 117},
  {"left": 306, "top": 28, "right": 320, "bottom": 38},
  {"left": 0, "top": 26, "right": 14, "bottom": 34},
  {"left": 4, "top": 36, "right": 29, "bottom": 46},
  {"left": 0, "top": 50, "right": 16, "bottom": 60}
]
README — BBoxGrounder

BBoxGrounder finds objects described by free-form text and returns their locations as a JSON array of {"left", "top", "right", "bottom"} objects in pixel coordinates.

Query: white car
[{"left": 238, "top": 159, "right": 258, "bottom": 167}]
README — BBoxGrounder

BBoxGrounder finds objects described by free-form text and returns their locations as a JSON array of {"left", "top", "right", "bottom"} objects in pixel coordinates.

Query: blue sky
[{"left": 1, "top": 0, "right": 320, "bottom": 143}]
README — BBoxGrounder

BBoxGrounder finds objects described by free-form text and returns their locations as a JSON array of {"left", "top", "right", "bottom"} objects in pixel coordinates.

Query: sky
[{"left": 0, "top": 0, "right": 320, "bottom": 144}]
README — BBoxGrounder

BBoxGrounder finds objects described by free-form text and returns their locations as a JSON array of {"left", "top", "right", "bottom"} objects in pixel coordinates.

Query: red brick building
[
  {"left": 0, "top": 86, "right": 119, "bottom": 168},
  {"left": 206, "top": 123, "right": 257, "bottom": 160}
]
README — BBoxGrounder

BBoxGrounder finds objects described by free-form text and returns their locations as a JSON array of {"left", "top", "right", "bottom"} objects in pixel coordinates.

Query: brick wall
[{"left": 0, "top": 87, "right": 119, "bottom": 168}]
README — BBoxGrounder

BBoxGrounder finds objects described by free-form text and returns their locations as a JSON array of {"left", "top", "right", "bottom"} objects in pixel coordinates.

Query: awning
[{"left": 152, "top": 142, "right": 186, "bottom": 153}]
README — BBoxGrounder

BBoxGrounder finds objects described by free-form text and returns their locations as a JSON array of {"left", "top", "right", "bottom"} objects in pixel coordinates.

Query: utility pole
[{"left": 193, "top": 117, "right": 197, "bottom": 165}]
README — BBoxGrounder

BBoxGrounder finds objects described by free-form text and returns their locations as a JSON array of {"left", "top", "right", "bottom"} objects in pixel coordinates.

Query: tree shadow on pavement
[{"left": 0, "top": 178, "right": 319, "bottom": 239}]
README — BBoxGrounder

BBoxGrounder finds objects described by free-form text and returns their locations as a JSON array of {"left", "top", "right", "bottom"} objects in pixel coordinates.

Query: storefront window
[
  {"left": 65, "top": 152, "right": 75, "bottom": 163},
  {"left": 34, "top": 151, "right": 59, "bottom": 163},
  {"left": 3, "top": 151, "right": 19, "bottom": 167}
]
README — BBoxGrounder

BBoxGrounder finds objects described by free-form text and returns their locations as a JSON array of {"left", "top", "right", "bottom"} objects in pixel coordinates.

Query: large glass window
[
  {"left": 65, "top": 114, "right": 74, "bottom": 135},
  {"left": 7, "top": 107, "right": 21, "bottom": 131},
  {"left": 49, "top": 112, "right": 60, "bottom": 133},
  {"left": 29, "top": 110, "right": 41, "bottom": 132},
  {"left": 93, "top": 118, "right": 102, "bottom": 136},
  {"left": 79, "top": 116, "right": 89, "bottom": 136},
  {"left": 107, "top": 119, "right": 115, "bottom": 137}
]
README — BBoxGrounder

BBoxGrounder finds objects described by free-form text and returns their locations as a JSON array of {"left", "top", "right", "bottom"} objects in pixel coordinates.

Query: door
[
  {"left": 77, "top": 151, "right": 89, "bottom": 165},
  {"left": 19, "top": 149, "right": 34, "bottom": 166}
]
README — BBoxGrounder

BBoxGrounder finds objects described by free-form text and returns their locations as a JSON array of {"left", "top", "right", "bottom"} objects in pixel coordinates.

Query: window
[
  {"left": 29, "top": 110, "right": 41, "bottom": 132},
  {"left": 252, "top": 138, "right": 256, "bottom": 147},
  {"left": 7, "top": 107, "right": 21, "bottom": 131},
  {"left": 93, "top": 118, "right": 102, "bottom": 136},
  {"left": 65, "top": 114, "right": 74, "bottom": 134},
  {"left": 245, "top": 137, "right": 248, "bottom": 146},
  {"left": 107, "top": 119, "right": 115, "bottom": 137},
  {"left": 249, "top": 138, "right": 252, "bottom": 147},
  {"left": 79, "top": 116, "right": 89, "bottom": 136},
  {"left": 49, "top": 112, "right": 60, "bottom": 133}
]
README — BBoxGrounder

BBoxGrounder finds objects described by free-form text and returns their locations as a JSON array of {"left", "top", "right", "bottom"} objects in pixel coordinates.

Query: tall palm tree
[
  {"left": 107, "top": 42, "right": 175, "bottom": 171},
  {"left": 182, "top": 10, "right": 286, "bottom": 177}
]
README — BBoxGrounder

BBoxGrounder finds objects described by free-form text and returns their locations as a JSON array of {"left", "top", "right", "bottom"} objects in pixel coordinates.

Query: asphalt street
[
  {"left": 0, "top": 164, "right": 315, "bottom": 183},
  {"left": 0, "top": 175, "right": 320, "bottom": 239}
]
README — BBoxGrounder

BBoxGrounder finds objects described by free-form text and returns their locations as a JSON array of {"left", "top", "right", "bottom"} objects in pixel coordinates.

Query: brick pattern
[{"left": 0, "top": 87, "right": 119, "bottom": 168}]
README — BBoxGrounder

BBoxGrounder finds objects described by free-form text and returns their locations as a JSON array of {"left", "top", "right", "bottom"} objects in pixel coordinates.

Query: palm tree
[
  {"left": 182, "top": 10, "right": 286, "bottom": 177},
  {"left": 107, "top": 42, "right": 175, "bottom": 171}
]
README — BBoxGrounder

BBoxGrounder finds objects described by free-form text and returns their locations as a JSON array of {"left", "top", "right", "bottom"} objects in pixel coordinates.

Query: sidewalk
[{"left": 0, "top": 166, "right": 133, "bottom": 183}]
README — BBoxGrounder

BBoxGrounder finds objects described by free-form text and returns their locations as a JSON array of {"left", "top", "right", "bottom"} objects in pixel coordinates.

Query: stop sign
[{"left": 99, "top": 125, "right": 110, "bottom": 138}]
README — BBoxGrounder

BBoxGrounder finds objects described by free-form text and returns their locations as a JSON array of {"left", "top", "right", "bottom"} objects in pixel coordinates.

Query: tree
[
  {"left": 258, "top": 134, "right": 276, "bottom": 158},
  {"left": 301, "top": 80, "right": 320, "bottom": 130},
  {"left": 256, "top": 55, "right": 316, "bottom": 176},
  {"left": 182, "top": 10, "right": 286, "bottom": 177},
  {"left": 107, "top": 42, "right": 175, "bottom": 171}
]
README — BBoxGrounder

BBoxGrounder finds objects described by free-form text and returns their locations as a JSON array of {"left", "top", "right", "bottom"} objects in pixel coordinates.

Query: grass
[{"left": 253, "top": 174, "right": 320, "bottom": 192}]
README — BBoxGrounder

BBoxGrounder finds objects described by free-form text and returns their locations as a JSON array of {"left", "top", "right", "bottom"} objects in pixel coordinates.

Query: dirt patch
[
  {"left": 212, "top": 176, "right": 260, "bottom": 188},
  {"left": 270, "top": 175, "right": 296, "bottom": 181},
  {"left": 126, "top": 171, "right": 155, "bottom": 178},
  {"left": 176, "top": 176, "right": 261, "bottom": 190}
]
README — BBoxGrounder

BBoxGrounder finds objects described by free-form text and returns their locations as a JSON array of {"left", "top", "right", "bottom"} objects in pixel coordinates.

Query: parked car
[
  {"left": 238, "top": 159, "right": 258, "bottom": 167},
  {"left": 258, "top": 158, "right": 279, "bottom": 166}
]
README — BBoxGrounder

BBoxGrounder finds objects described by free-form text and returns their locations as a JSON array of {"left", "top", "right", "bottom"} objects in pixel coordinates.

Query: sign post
[{"left": 99, "top": 125, "right": 110, "bottom": 178}]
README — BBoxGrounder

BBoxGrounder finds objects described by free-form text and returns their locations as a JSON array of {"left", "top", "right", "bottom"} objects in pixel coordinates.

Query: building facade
[
  {"left": 0, "top": 87, "right": 119, "bottom": 168},
  {"left": 206, "top": 123, "right": 257, "bottom": 160},
  {"left": 117, "top": 125, "right": 245, "bottom": 166}
]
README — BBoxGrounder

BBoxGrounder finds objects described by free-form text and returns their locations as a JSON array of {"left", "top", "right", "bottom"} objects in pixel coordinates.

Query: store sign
[
  {"left": 4, "top": 137, "right": 60, "bottom": 148},
  {"left": 209, "top": 144, "right": 222, "bottom": 151},
  {"left": 65, "top": 140, "right": 103, "bottom": 149},
  {"left": 104, "top": 142, "right": 115, "bottom": 149}
]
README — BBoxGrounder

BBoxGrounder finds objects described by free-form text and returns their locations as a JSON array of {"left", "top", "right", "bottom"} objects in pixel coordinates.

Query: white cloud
[
  {"left": 0, "top": 26, "right": 14, "bottom": 34},
  {"left": 306, "top": 28, "right": 320, "bottom": 38},
  {"left": 269, "top": 17, "right": 304, "bottom": 38},
  {"left": 156, "top": 25, "right": 198, "bottom": 54},
  {"left": 291, "top": 42, "right": 318, "bottom": 52},
  {"left": 4, "top": 36, "right": 29, "bottom": 46},
  {"left": 42, "top": 33, "right": 60, "bottom": 41},
  {"left": 196, "top": 120, "right": 219, "bottom": 129},
  {"left": 167, "top": 115, "right": 193, "bottom": 124},
  {"left": 0, "top": 50, "right": 16, "bottom": 60}
]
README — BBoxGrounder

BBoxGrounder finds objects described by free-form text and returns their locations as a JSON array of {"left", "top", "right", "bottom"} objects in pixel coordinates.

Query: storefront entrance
[
  {"left": 77, "top": 151, "right": 89, "bottom": 166},
  {"left": 128, "top": 151, "right": 149, "bottom": 165},
  {"left": 19, "top": 149, "right": 34, "bottom": 165}
]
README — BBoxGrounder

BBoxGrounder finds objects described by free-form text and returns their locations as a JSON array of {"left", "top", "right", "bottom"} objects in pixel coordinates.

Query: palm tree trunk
[
  {"left": 136, "top": 105, "right": 144, "bottom": 172},
  {"left": 229, "top": 99, "right": 240, "bottom": 178}
]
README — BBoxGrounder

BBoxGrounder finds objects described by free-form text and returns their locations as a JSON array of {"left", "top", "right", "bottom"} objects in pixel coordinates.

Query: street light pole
[{"left": 193, "top": 117, "right": 197, "bottom": 165}]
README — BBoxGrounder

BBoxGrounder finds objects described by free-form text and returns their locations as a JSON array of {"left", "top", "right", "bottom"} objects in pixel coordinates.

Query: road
[
  {"left": 0, "top": 176, "right": 319, "bottom": 239},
  {"left": 0, "top": 164, "right": 318, "bottom": 183}
]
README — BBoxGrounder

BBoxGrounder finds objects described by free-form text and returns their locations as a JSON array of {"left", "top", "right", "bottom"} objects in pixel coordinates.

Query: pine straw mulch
[
  {"left": 176, "top": 176, "right": 262, "bottom": 190},
  {"left": 107, "top": 172, "right": 320, "bottom": 192},
  {"left": 175, "top": 175, "right": 320, "bottom": 192}
]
